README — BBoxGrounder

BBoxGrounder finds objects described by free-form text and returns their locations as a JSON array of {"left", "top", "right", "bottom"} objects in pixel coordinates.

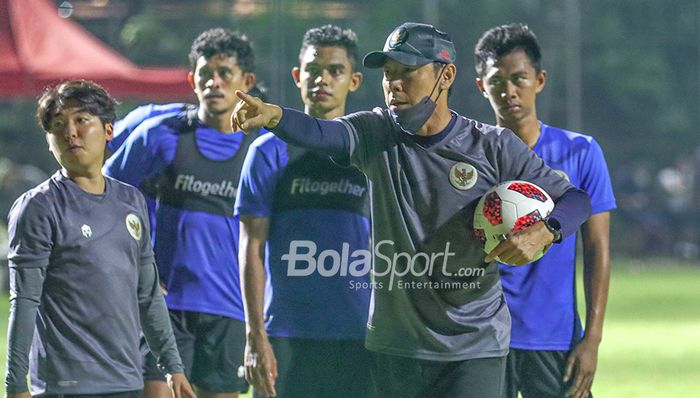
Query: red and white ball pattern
[{"left": 473, "top": 180, "right": 555, "bottom": 265}]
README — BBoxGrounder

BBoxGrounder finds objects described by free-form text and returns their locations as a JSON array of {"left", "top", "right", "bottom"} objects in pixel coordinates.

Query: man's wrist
[
  {"left": 582, "top": 332, "right": 603, "bottom": 345},
  {"left": 265, "top": 106, "right": 284, "bottom": 130},
  {"left": 246, "top": 325, "right": 268, "bottom": 340}
]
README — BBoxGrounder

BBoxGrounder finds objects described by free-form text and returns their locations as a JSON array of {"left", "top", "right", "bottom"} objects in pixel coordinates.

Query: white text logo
[
  {"left": 290, "top": 178, "right": 366, "bottom": 197},
  {"left": 174, "top": 174, "right": 237, "bottom": 198},
  {"left": 282, "top": 240, "right": 485, "bottom": 290}
]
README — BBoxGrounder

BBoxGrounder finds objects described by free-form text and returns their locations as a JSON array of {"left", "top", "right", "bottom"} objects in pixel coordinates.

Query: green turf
[
  {"left": 581, "top": 259, "right": 700, "bottom": 397},
  {"left": 2, "top": 258, "right": 699, "bottom": 397}
]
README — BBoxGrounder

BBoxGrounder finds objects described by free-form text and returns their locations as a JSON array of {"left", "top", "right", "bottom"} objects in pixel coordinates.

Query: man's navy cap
[{"left": 363, "top": 22, "right": 456, "bottom": 68}]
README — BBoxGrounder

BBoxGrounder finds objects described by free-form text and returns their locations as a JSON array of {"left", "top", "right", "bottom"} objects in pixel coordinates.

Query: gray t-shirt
[
  {"left": 338, "top": 109, "right": 574, "bottom": 360},
  {"left": 6, "top": 172, "right": 181, "bottom": 395}
]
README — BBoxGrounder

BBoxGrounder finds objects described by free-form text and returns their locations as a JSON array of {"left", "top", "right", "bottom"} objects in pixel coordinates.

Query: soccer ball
[{"left": 473, "top": 180, "right": 555, "bottom": 265}]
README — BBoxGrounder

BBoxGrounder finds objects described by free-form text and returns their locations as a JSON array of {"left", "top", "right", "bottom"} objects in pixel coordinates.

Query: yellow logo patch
[
  {"left": 449, "top": 162, "right": 478, "bottom": 190},
  {"left": 125, "top": 214, "right": 142, "bottom": 241}
]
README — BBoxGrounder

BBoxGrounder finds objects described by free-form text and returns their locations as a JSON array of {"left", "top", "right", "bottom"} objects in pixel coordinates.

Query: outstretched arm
[{"left": 231, "top": 91, "right": 350, "bottom": 158}]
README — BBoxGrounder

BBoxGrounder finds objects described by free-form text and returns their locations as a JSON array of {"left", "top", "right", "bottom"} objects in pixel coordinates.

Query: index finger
[
  {"left": 246, "top": 365, "right": 268, "bottom": 396},
  {"left": 182, "top": 382, "right": 197, "bottom": 398},
  {"left": 170, "top": 380, "right": 181, "bottom": 398},
  {"left": 244, "top": 365, "right": 258, "bottom": 385},
  {"left": 257, "top": 366, "right": 277, "bottom": 397},
  {"left": 235, "top": 89, "right": 257, "bottom": 104},
  {"left": 563, "top": 353, "right": 576, "bottom": 382},
  {"left": 484, "top": 234, "right": 508, "bottom": 262},
  {"left": 568, "top": 371, "right": 588, "bottom": 398}
]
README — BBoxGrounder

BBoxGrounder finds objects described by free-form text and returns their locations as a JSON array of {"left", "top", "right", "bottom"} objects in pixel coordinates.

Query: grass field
[{"left": 2, "top": 258, "right": 699, "bottom": 397}]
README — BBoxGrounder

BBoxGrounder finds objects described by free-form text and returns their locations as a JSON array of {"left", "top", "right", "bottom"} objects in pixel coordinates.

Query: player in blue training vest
[
  {"left": 5, "top": 80, "right": 195, "bottom": 398},
  {"left": 107, "top": 87, "right": 267, "bottom": 157},
  {"left": 232, "top": 22, "right": 593, "bottom": 398},
  {"left": 235, "top": 25, "right": 373, "bottom": 398},
  {"left": 475, "top": 24, "right": 616, "bottom": 398},
  {"left": 107, "top": 103, "right": 189, "bottom": 233},
  {"left": 105, "top": 28, "right": 260, "bottom": 398}
]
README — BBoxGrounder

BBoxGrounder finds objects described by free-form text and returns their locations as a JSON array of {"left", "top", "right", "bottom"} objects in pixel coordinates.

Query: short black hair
[
  {"left": 298, "top": 25, "right": 359, "bottom": 70},
  {"left": 36, "top": 80, "right": 118, "bottom": 131},
  {"left": 474, "top": 23, "right": 542, "bottom": 78},
  {"left": 189, "top": 28, "right": 255, "bottom": 73}
]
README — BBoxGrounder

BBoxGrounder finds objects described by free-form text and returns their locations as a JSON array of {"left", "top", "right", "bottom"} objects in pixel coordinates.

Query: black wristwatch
[{"left": 543, "top": 217, "right": 562, "bottom": 243}]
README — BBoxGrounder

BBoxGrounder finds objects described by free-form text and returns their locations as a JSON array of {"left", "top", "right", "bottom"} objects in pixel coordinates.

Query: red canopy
[{"left": 0, "top": 0, "right": 193, "bottom": 100}]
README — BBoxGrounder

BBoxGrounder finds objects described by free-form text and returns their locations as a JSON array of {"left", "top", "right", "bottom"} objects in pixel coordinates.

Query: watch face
[
  {"left": 548, "top": 217, "right": 561, "bottom": 230},
  {"left": 545, "top": 217, "right": 562, "bottom": 242}
]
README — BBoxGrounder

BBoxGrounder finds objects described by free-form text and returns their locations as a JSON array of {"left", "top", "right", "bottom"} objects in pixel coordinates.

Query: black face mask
[{"left": 390, "top": 64, "right": 446, "bottom": 135}]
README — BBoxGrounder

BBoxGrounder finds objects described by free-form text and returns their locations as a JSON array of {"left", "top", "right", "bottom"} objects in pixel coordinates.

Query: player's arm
[
  {"left": 5, "top": 267, "right": 45, "bottom": 397},
  {"left": 137, "top": 261, "right": 195, "bottom": 398},
  {"left": 239, "top": 215, "right": 277, "bottom": 398},
  {"left": 487, "top": 187, "right": 591, "bottom": 265},
  {"left": 103, "top": 122, "right": 169, "bottom": 189},
  {"left": 5, "top": 196, "right": 53, "bottom": 397},
  {"left": 231, "top": 91, "right": 350, "bottom": 158},
  {"left": 564, "top": 211, "right": 611, "bottom": 398}
]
